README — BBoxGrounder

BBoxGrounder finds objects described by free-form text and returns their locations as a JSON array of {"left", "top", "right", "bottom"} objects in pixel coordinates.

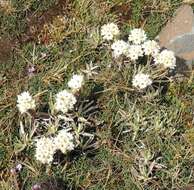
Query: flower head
[
  {"left": 17, "top": 91, "right": 36, "bottom": 114},
  {"left": 54, "top": 90, "right": 76, "bottom": 113},
  {"left": 15, "top": 164, "right": 22, "bottom": 172},
  {"left": 125, "top": 45, "right": 143, "bottom": 61},
  {"left": 68, "top": 74, "right": 84, "bottom": 92},
  {"left": 111, "top": 40, "right": 129, "bottom": 58},
  {"left": 54, "top": 129, "right": 75, "bottom": 154},
  {"left": 132, "top": 73, "right": 152, "bottom": 90},
  {"left": 154, "top": 49, "right": 176, "bottom": 69},
  {"left": 142, "top": 40, "right": 160, "bottom": 57},
  {"left": 101, "top": 23, "right": 120, "bottom": 41},
  {"left": 10, "top": 163, "right": 22, "bottom": 174},
  {"left": 27, "top": 65, "right": 36, "bottom": 76},
  {"left": 128, "top": 28, "right": 147, "bottom": 45},
  {"left": 35, "top": 137, "right": 55, "bottom": 164},
  {"left": 32, "top": 184, "right": 41, "bottom": 190}
]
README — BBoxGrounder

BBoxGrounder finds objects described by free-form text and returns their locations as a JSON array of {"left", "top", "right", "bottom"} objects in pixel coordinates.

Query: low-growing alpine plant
[
  {"left": 16, "top": 23, "right": 177, "bottom": 167},
  {"left": 16, "top": 73, "right": 97, "bottom": 166},
  {"left": 100, "top": 23, "right": 176, "bottom": 91}
]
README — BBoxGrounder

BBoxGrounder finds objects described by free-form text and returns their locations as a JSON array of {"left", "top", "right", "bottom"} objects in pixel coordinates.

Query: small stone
[
  {"left": 159, "top": 5, "right": 194, "bottom": 48},
  {"left": 167, "top": 34, "right": 194, "bottom": 59},
  {"left": 158, "top": 5, "right": 194, "bottom": 75}
]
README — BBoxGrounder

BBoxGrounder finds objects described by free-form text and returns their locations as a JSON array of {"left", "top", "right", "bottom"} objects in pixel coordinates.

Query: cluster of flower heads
[
  {"left": 35, "top": 129, "right": 75, "bottom": 164},
  {"left": 101, "top": 23, "right": 176, "bottom": 90},
  {"left": 16, "top": 74, "right": 84, "bottom": 114},
  {"left": 17, "top": 91, "right": 36, "bottom": 114},
  {"left": 35, "top": 136, "right": 55, "bottom": 164},
  {"left": 54, "top": 90, "right": 77, "bottom": 114},
  {"left": 101, "top": 23, "right": 120, "bottom": 41},
  {"left": 16, "top": 74, "right": 84, "bottom": 164},
  {"left": 132, "top": 73, "right": 152, "bottom": 90},
  {"left": 54, "top": 74, "right": 83, "bottom": 113}
]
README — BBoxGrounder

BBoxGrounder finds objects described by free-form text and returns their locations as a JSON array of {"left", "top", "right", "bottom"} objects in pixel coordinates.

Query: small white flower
[
  {"left": 15, "top": 164, "right": 22, "bottom": 172},
  {"left": 54, "top": 129, "right": 75, "bottom": 154},
  {"left": 68, "top": 74, "right": 84, "bottom": 91},
  {"left": 35, "top": 137, "right": 55, "bottom": 164},
  {"left": 32, "top": 184, "right": 41, "bottom": 190},
  {"left": 125, "top": 45, "right": 143, "bottom": 61},
  {"left": 17, "top": 91, "right": 36, "bottom": 114},
  {"left": 101, "top": 23, "right": 120, "bottom": 41},
  {"left": 128, "top": 28, "right": 147, "bottom": 45},
  {"left": 132, "top": 73, "right": 152, "bottom": 90},
  {"left": 154, "top": 49, "right": 176, "bottom": 69},
  {"left": 54, "top": 90, "right": 76, "bottom": 113},
  {"left": 111, "top": 40, "right": 129, "bottom": 58},
  {"left": 142, "top": 40, "right": 160, "bottom": 57}
]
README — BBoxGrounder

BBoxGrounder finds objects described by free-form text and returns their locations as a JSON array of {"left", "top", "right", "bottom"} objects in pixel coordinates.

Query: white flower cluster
[
  {"left": 16, "top": 73, "right": 85, "bottom": 165},
  {"left": 111, "top": 40, "right": 128, "bottom": 58},
  {"left": 128, "top": 28, "right": 147, "bottom": 45},
  {"left": 35, "top": 137, "right": 55, "bottom": 164},
  {"left": 54, "top": 74, "right": 84, "bottom": 113},
  {"left": 101, "top": 23, "right": 177, "bottom": 90},
  {"left": 142, "top": 40, "right": 160, "bottom": 57},
  {"left": 33, "top": 73, "right": 83, "bottom": 164},
  {"left": 101, "top": 23, "right": 120, "bottom": 41},
  {"left": 126, "top": 45, "right": 144, "bottom": 61},
  {"left": 103, "top": 27, "right": 148, "bottom": 61},
  {"left": 101, "top": 23, "right": 176, "bottom": 69},
  {"left": 68, "top": 74, "right": 84, "bottom": 92},
  {"left": 54, "top": 90, "right": 77, "bottom": 113},
  {"left": 35, "top": 129, "right": 76, "bottom": 164},
  {"left": 132, "top": 73, "right": 152, "bottom": 90},
  {"left": 54, "top": 129, "right": 75, "bottom": 154},
  {"left": 154, "top": 49, "right": 176, "bottom": 69},
  {"left": 17, "top": 91, "right": 36, "bottom": 114}
]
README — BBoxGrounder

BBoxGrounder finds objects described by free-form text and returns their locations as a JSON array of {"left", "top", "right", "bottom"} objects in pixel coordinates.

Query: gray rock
[
  {"left": 159, "top": 5, "right": 194, "bottom": 48},
  {"left": 168, "top": 33, "right": 194, "bottom": 62},
  {"left": 158, "top": 5, "right": 194, "bottom": 75}
]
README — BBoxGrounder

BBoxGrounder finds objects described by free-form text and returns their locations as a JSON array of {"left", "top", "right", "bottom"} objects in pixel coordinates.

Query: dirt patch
[
  {"left": 182, "top": 185, "right": 194, "bottom": 190},
  {"left": 0, "top": 39, "right": 16, "bottom": 63},
  {"left": 0, "top": 0, "right": 70, "bottom": 62},
  {"left": 18, "top": 0, "right": 70, "bottom": 44},
  {"left": 111, "top": 3, "right": 132, "bottom": 25}
]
